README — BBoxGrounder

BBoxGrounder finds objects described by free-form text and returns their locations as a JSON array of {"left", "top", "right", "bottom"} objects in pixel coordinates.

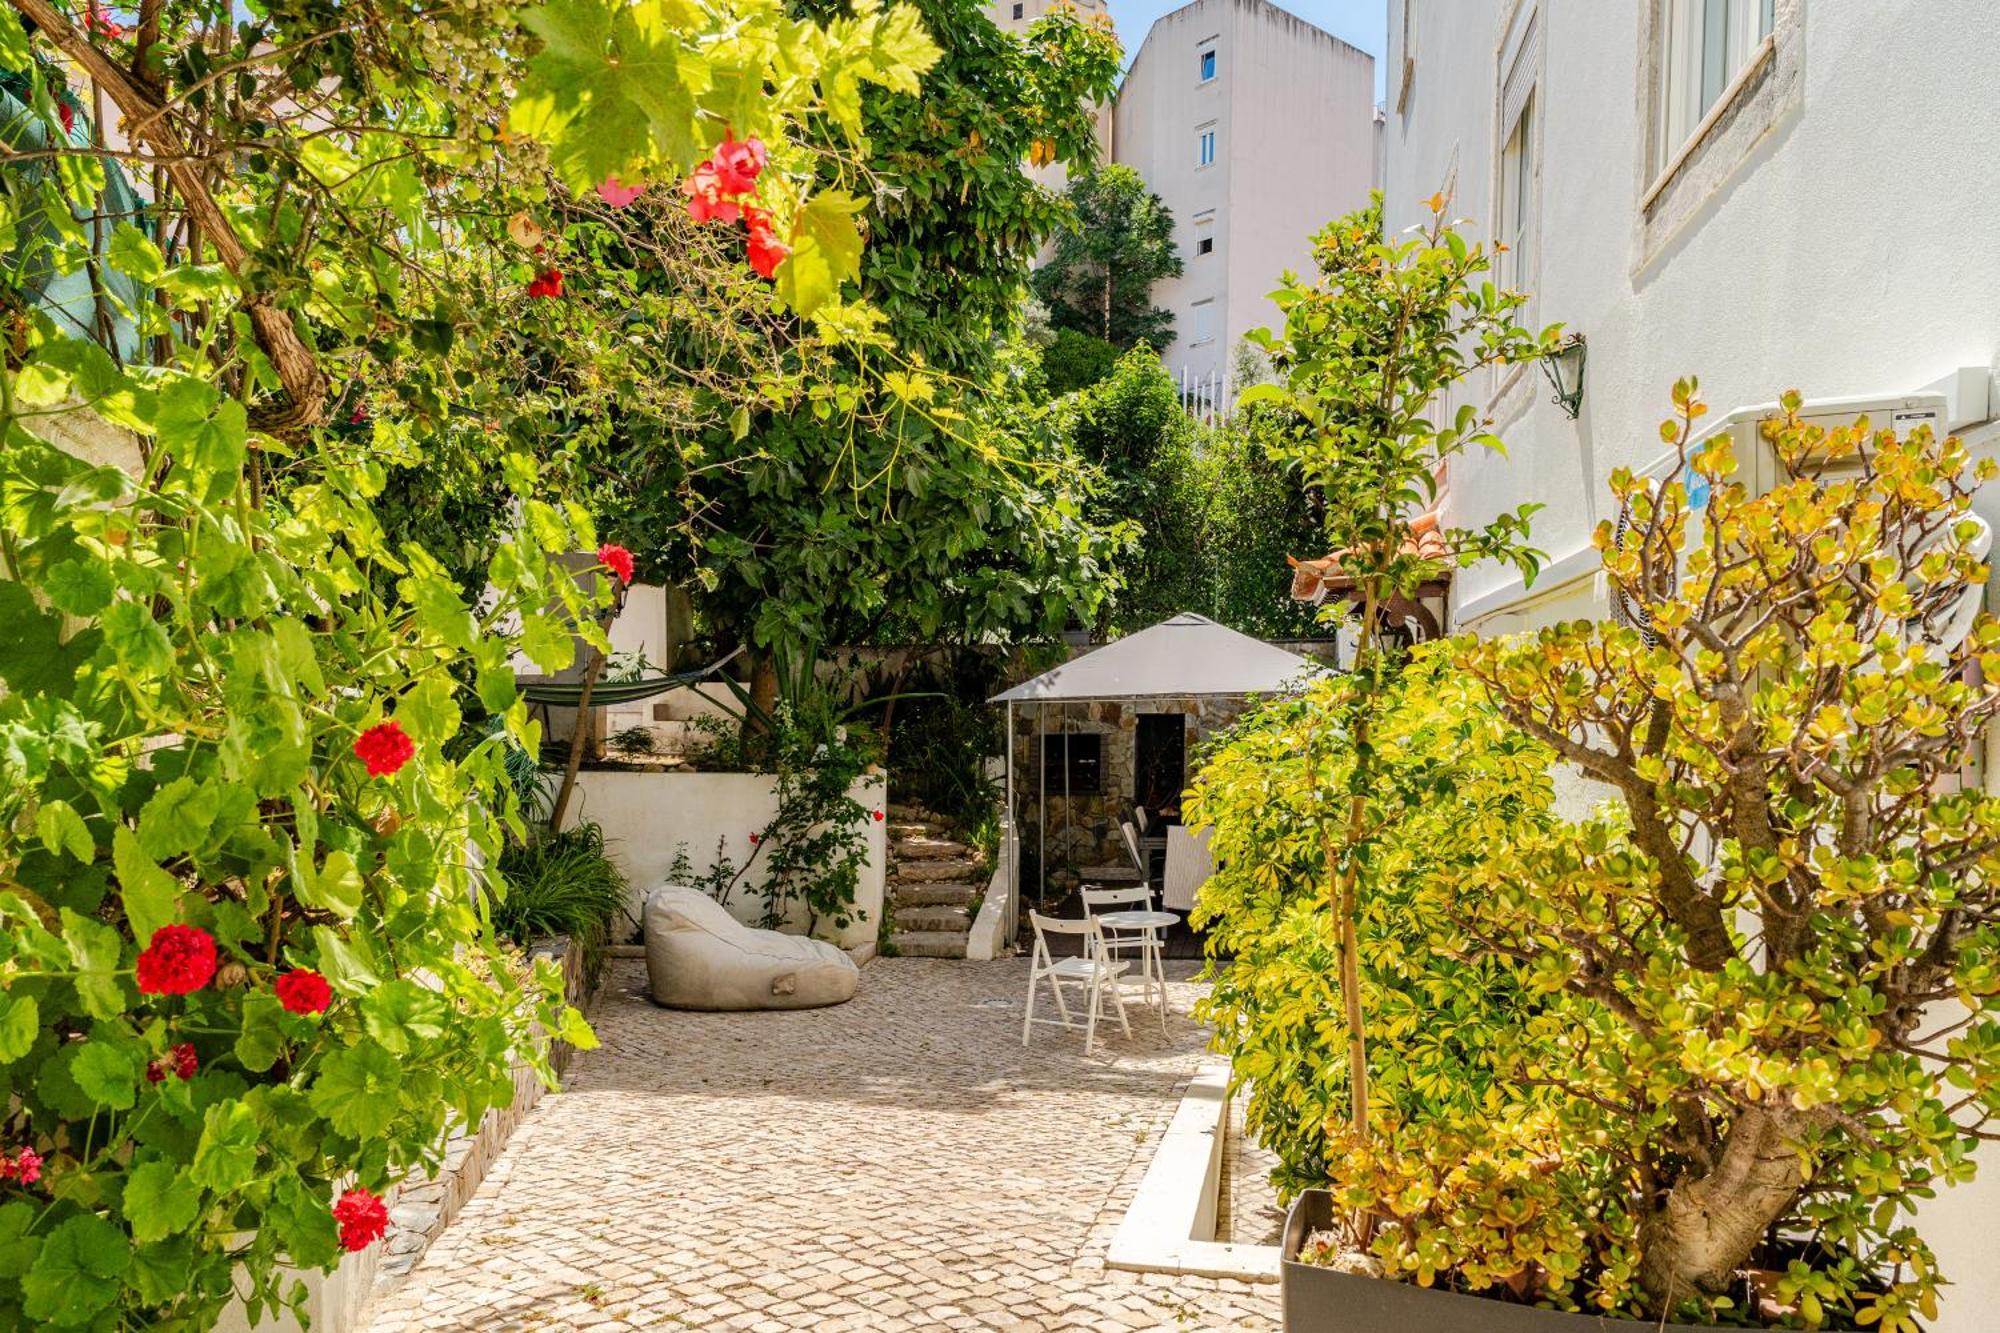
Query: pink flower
[
  {"left": 526, "top": 268, "right": 564, "bottom": 299},
  {"left": 332, "top": 1187, "right": 389, "bottom": 1251},
  {"left": 681, "top": 165, "right": 742, "bottom": 225},
  {"left": 276, "top": 968, "right": 334, "bottom": 1015},
  {"left": 596, "top": 176, "right": 645, "bottom": 208},
  {"left": 743, "top": 208, "right": 789, "bottom": 281},
  {"left": 597, "top": 543, "right": 635, "bottom": 586},
  {"left": 353, "top": 721, "right": 415, "bottom": 777},
  {"left": 15, "top": 1148, "right": 41, "bottom": 1185},
  {"left": 83, "top": 2, "right": 124, "bottom": 38},
  {"left": 710, "top": 137, "right": 767, "bottom": 195},
  {"left": 136, "top": 925, "right": 218, "bottom": 996}
]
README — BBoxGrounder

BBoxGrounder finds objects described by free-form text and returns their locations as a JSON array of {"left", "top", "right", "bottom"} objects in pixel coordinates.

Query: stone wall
[{"left": 1009, "top": 694, "right": 1255, "bottom": 881}]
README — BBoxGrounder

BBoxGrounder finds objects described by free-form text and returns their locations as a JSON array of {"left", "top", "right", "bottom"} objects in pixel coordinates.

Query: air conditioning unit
[{"left": 1607, "top": 389, "right": 1988, "bottom": 653}]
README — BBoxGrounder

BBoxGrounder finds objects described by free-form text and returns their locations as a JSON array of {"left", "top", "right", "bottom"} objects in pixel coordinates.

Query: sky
[{"left": 1103, "top": 0, "right": 1387, "bottom": 98}]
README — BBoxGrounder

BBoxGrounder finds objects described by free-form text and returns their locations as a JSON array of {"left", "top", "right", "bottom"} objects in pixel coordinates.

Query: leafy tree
[
  {"left": 0, "top": 0, "right": 941, "bottom": 1324},
  {"left": 1444, "top": 386, "right": 2000, "bottom": 1325},
  {"left": 1228, "top": 194, "right": 1550, "bottom": 1173},
  {"left": 1041, "top": 326, "right": 1121, "bottom": 395},
  {"left": 1031, "top": 164, "right": 1182, "bottom": 350},
  {"left": 1053, "top": 347, "right": 1203, "bottom": 630},
  {"left": 1193, "top": 423, "right": 1323, "bottom": 638}
]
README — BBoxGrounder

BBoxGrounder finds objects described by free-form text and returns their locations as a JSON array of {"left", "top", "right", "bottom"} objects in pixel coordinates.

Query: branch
[{"left": 12, "top": 0, "right": 327, "bottom": 431}]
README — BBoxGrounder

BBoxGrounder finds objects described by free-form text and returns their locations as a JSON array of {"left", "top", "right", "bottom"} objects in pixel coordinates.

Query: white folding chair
[
  {"left": 1022, "top": 912, "right": 1131, "bottom": 1055},
  {"left": 1082, "top": 885, "right": 1168, "bottom": 1032},
  {"left": 1119, "top": 821, "right": 1158, "bottom": 903}
]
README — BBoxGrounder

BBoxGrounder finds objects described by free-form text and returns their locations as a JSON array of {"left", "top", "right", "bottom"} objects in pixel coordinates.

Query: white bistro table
[{"left": 1096, "top": 908, "right": 1179, "bottom": 1029}]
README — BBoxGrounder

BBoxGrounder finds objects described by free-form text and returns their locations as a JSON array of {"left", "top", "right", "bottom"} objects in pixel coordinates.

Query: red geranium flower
[
  {"left": 136, "top": 925, "right": 217, "bottom": 996},
  {"left": 711, "top": 136, "right": 767, "bottom": 195},
  {"left": 353, "top": 720, "right": 415, "bottom": 777},
  {"left": 332, "top": 1186, "right": 390, "bottom": 1251},
  {"left": 743, "top": 208, "right": 789, "bottom": 281},
  {"left": 596, "top": 175, "right": 645, "bottom": 208},
  {"left": 1, "top": 1147, "right": 43, "bottom": 1186},
  {"left": 172, "top": 1041, "right": 198, "bottom": 1079},
  {"left": 597, "top": 542, "right": 635, "bottom": 586},
  {"left": 681, "top": 164, "right": 743, "bottom": 225},
  {"left": 145, "top": 1059, "right": 166, "bottom": 1085},
  {"left": 871, "top": 810, "right": 884, "bottom": 822},
  {"left": 276, "top": 968, "right": 333, "bottom": 1015},
  {"left": 747, "top": 832, "right": 761, "bottom": 845},
  {"left": 526, "top": 267, "right": 564, "bottom": 299},
  {"left": 57, "top": 101, "right": 74, "bottom": 135},
  {"left": 83, "top": 2, "right": 123, "bottom": 38}
]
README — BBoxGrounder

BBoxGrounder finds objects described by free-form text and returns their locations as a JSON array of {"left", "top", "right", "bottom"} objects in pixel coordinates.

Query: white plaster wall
[
  {"left": 1113, "top": 0, "right": 1374, "bottom": 387},
  {"left": 1385, "top": 0, "right": 2000, "bottom": 631},
  {"left": 1386, "top": 4, "right": 2000, "bottom": 1324},
  {"left": 558, "top": 769, "right": 887, "bottom": 951}
]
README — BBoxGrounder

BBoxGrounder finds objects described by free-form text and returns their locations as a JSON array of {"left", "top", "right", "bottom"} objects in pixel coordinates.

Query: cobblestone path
[{"left": 360, "top": 956, "right": 1279, "bottom": 1331}]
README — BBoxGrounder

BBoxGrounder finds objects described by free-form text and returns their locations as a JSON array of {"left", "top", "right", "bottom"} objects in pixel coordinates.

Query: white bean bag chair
[{"left": 644, "top": 886, "right": 859, "bottom": 1011}]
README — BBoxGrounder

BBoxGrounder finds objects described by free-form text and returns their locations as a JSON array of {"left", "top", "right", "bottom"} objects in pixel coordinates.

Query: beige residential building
[{"left": 1110, "top": 0, "right": 1375, "bottom": 402}]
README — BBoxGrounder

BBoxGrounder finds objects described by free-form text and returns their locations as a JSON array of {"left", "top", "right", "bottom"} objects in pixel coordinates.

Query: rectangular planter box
[{"left": 1281, "top": 1189, "right": 1717, "bottom": 1333}]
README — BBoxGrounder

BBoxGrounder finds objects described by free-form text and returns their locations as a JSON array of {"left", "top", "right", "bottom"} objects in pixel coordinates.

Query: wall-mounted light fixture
[{"left": 1540, "top": 332, "right": 1587, "bottom": 419}]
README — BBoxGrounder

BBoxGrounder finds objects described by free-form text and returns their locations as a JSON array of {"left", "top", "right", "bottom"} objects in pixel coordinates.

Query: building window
[
  {"left": 1499, "top": 92, "right": 1536, "bottom": 302},
  {"left": 1195, "top": 236, "right": 1214, "bottom": 256},
  {"left": 1658, "top": 0, "right": 1774, "bottom": 162},
  {"left": 1011, "top": 1, "right": 1023, "bottom": 16},
  {"left": 1190, "top": 299, "right": 1215, "bottom": 345},
  {"left": 1198, "top": 47, "right": 1217, "bottom": 82},
  {"left": 1041, "top": 733, "right": 1102, "bottom": 794},
  {"left": 1496, "top": 9, "right": 1540, "bottom": 322},
  {"left": 1196, "top": 123, "right": 1216, "bottom": 167}
]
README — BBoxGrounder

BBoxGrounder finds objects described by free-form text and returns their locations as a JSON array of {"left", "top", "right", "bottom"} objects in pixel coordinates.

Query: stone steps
[
  {"left": 889, "top": 930, "right": 969, "bottom": 959},
  {"left": 892, "top": 882, "right": 977, "bottom": 909},
  {"left": 890, "top": 856, "right": 982, "bottom": 885},
  {"left": 895, "top": 904, "right": 971, "bottom": 933},
  {"left": 896, "top": 835, "right": 971, "bottom": 860}
]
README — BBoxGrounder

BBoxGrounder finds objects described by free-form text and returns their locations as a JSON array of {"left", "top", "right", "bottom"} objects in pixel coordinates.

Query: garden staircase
[{"left": 885, "top": 802, "right": 986, "bottom": 959}]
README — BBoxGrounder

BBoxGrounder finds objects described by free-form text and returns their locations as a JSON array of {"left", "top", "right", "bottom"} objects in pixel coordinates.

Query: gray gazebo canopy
[
  {"left": 990, "top": 612, "right": 1312, "bottom": 705},
  {"left": 990, "top": 614, "right": 1313, "bottom": 939}
]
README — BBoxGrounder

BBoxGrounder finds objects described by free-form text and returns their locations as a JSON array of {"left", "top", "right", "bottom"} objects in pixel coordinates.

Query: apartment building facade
[
  {"left": 1111, "top": 0, "right": 1376, "bottom": 400},
  {"left": 1384, "top": 4, "right": 2000, "bottom": 1326}
]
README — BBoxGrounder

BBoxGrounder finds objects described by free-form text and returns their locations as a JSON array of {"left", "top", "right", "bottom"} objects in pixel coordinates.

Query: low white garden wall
[{"left": 559, "top": 768, "right": 887, "bottom": 951}]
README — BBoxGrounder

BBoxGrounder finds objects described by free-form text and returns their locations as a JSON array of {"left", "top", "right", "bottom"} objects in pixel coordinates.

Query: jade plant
[{"left": 1432, "top": 383, "right": 2000, "bottom": 1327}]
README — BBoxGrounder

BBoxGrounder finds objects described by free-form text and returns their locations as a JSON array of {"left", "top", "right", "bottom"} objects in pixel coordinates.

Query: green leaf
[
  {"left": 35, "top": 798, "right": 93, "bottom": 863},
  {"left": 106, "top": 223, "right": 166, "bottom": 284},
  {"left": 361, "top": 978, "right": 448, "bottom": 1055},
  {"left": 101, "top": 599, "right": 175, "bottom": 680},
  {"left": 0, "top": 993, "right": 36, "bottom": 1064},
  {"left": 519, "top": 612, "right": 574, "bottom": 674},
  {"left": 267, "top": 1175, "right": 341, "bottom": 1268},
  {"left": 297, "top": 848, "right": 365, "bottom": 921},
  {"left": 777, "top": 190, "right": 866, "bottom": 320},
  {"left": 312, "top": 924, "right": 382, "bottom": 993},
  {"left": 189, "top": 1100, "right": 260, "bottom": 1193},
  {"left": 21, "top": 1213, "right": 128, "bottom": 1327},
  {"left": 72, "top": 1040, "right": 142, "bottom": 1110},
  {"left": 138, "top": 776, "right": 217, "bottom": 861},
  {"left": 0, "top": 1201, "right": 40, "bottom": 1279},
  {"left": 41, "top": 558, "right": 114, "bottom": 617},
  {"left": 114, "top": 824, "right": 182, "bottom": 947},
  {"left": 308, "top": 1042, "right": 403, "bottom": 1137},
  {"left": 397, "top": 672, "right": 461, "bottom": 748},
  {"left": 60, "top": 906, "right": 127, "bottom": 1021},
  {"left": 234, "top": 989, "right": 288, "bottom": 1074},
  {"left": 124, "top": 1160, "right": 204, "bottom": 1243}
]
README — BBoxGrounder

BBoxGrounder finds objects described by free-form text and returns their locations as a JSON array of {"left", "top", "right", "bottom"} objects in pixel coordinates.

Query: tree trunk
[
  {"left": 547, "top": 645, "right": 606, "bottom": 834},
  {"left": 742, "top": 649, "right": 780, "bottom": 763},
  {"left": 1636, "top": 1105, "right": 1812, "bottom": 1313}
]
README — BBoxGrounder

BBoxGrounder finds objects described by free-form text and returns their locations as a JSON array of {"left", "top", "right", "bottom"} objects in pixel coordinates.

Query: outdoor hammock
[{"left": 518, "top": 646, "right": 744, "bottom": 709}]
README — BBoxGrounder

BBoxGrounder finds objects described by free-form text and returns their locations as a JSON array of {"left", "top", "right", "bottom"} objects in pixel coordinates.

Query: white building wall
[
  {"left": 1115, "top": 0, "right": 1374, "bottom": 388},
  {"left": 1387, "top": 3, "right": 2000, "bottom": 1326}
]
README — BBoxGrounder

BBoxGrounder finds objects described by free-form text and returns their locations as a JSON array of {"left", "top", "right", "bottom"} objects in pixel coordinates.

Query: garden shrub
[
  {"left": 493, "top": 822, "right": 632, "bottom": 976},
  {"left": 0, "top": 332, "right": 604, "bottom": 1327},
  {"left": 1040, "top": 328, "right": 1120, "bottom": 396},
  {"left": 1186, "top": 652, "right": 1560, "bottom": 1209}
]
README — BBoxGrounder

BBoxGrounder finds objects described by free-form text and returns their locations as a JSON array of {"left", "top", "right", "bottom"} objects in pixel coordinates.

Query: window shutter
[{"left": 1500, "top": 12, "right": 1540, "bottom": 134}]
